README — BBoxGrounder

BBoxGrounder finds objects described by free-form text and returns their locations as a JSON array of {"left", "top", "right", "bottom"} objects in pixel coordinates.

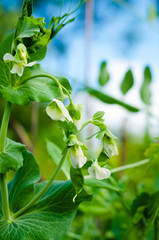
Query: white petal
[
  {"left": 10, "top": 63, "right": 24, "bottom": 76},
  {"left": 54, "top": 99, "right": 73, "bottom": 122},
  {"left": 3, "top": 53, "right": 16, "bottom": 62},
  {"left": 24, "top": 61, "right": 36, "bottom": 67},
  {"left": 88, "top": 161, "right": 111, "bottom": 180},
  {"left": 46, "top": 103, "right": 63, "bottom": 121},
  {"left": 70, "top": 146, "right": 87, "bottom": 168}
]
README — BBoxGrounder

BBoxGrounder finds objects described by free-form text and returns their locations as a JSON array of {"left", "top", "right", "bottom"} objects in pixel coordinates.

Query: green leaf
[
  {"left": 70, "top": 166, "right": 84, "bottom": 195},
  {"left": 0, "top": 150, "right": 92, "bottom": 239},
  {"left": 144, "top": 143, "right": 159, "bottom": 162},
  {"left": 86, "top": 87, "right": 140, "bottom": 112},
  {"left": 46, "top": 140, "right": 70, "bottom": 179},
  {"left": 98, "top": 61, "right": 110, "bottom": 87},
  {"left": 0, "top": 34, "right": 13, "bottom": 90},
  {"left": 8, "top": 150, "right": 40, "bottom": 213},
  {"left": 0, "top": 63, "right": 72, "bottom": 105},
  {"left": 84, "top": 177, "right": 121, "bottom": 192},
  {"left": 0, "top": 138, "right": 26, "bottom": 173},
  {"left": 92, "top": 111, "right": 105, "bottom": 122},
  {"left": 140, "top": 66, "right": 152, "bottom": 105},
  {"left": 49, "top": 14, "right": 75, "bottom": 40},
  {"left": 15, "top": 17, "right": 40, "bottom": 38},
  {"left": 120, "top": 69, "right": 134, "bottom": 95},
  {"left": 21, "top": 0, "right": 33, "bottom": 17},
  {"left": 127, "top": 191, "right": 159, "bottom": 239}
]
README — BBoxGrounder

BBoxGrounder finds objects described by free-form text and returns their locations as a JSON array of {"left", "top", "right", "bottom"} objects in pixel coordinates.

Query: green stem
[
  {"left": 78, "top": 120, "right": 92, "bottom": 133},
  {"left": 0, "top": 102, "right": 12, "bottom": 152},
  {"left": 22, "top": 74, "right": 73, "bottom": 105},
  {"left": 0, "top": 102, "right": 12, "bottom": 221},
  {"left": 13, "top": 148, "right": 69, "bottom": 219},
  {"left": 110, "top": 159, "right": 150, "bottom": 173},
  {"left": 0, "top": 174, "right": 11, "bottom": 221}
]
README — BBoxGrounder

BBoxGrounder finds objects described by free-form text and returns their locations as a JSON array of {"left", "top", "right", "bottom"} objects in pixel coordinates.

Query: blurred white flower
[
  {"left": 46, "top": 98, "right": 73, "bottom": 121},
  {"left": 3, "top": 43, "right": 36, "bottom": 76},
  {"left": 69, "top": 146, "right": 87, "bottom": 168},
  {"left": 88, "top": 160, "right": 111, "bottom": 180}
]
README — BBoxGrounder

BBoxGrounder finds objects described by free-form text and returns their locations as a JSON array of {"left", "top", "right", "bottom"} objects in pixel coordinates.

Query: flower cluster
[{"left": 46, "top": 98, "right": 118, "bottom": 181}]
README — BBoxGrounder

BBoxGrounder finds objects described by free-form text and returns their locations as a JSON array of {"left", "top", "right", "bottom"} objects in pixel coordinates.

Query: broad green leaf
[
  {"left": 46, "top": 140, "right": 70, "bottom": 179},
  {"left": 0, "top": 61, "right": 72, "bottom": 105},
  {"left": 70, "top": 166, "right": 84, "bottom": 195},
  {"left": 0, "top": 34, "right": 13, "bottom": 89},
  {"left": 0, "top": 138, "right": 26, "bottom": 173},
  {"left": 84, "top": 177, "right": 121, "bottom": 192},
  {"left": 140, "top": 66, "right": 152, "bottom": 105},
  {"left": 15, "top": 17, "right": 40, "bottom": 38},
  {"left": 86, "top": 87, "right": 140, "bottom": 112},
  {"left": 120, "top": 69, "right": 134, "bottom": 95},
  {"left": 98, "top": 61, "right": 110, "bottom": 87},
  {"left": 21, "top": 0, "right": 33, "bottom": 17},
  {"left": 0, "top": 150, "right": 92, "bottom": 240},
  {"left": 8, "top": 150, "right": 40, "bottom": 213},
  {"left": 98, "top": 61, "right": 109, "bottom": 87}
]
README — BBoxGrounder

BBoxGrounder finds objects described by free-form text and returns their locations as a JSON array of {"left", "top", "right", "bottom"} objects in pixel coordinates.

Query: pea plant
[{"left": 0, "top": 0, "right": 120, "bottom": 239}]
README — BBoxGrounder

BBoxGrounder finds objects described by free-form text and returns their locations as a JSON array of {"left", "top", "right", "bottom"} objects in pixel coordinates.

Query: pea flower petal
[
  {"left": 3, "top": 43, "right": 36, "bottom": 77},
  {"left": 10, "top": 63, "right": 24, "bottom": 77},
  {"left": 88, "top": 160, "right": 111, "bottom": 180},
  {"left": 46, "top": 99, "right": 73, "bottom": 122},
  {"left": 69, "top": 146, "right": 87, "bottom": 168}
]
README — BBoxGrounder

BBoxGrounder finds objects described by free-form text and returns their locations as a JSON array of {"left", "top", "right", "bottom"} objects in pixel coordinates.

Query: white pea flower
[
  {"left": 46, "top": 99, "right": 73, "bottom": 122},
  {"left": 69, "top": 145, "right": 87, "bottom": 168},
  {"left": 3, "top": 43, "right": 36, "bottom": 77},
  {"left": 88, "top": 160, "right": 111, "bottom": 180}
]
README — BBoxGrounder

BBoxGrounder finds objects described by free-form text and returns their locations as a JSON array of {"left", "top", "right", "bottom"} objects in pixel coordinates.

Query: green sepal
[
  {"left": 67, "top": 103, "right": 81, "bottom": 120},
  {"left": 0, "top": 138, "right": 26, "bottom": 174},
  {"left": 67, "top": 134, "right": 87, "bottom": 150},
  {"left": 59, "top": 121, "right": 77, "bottom": 142}
]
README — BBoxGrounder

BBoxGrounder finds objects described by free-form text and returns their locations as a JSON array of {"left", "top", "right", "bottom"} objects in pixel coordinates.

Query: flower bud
[{"left": 46, "top": 99, "right": 73, "bottom": 122}]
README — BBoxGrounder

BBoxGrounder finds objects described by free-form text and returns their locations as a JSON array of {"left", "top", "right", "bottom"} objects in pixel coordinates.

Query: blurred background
[{"left": 0, "top": 0, "right": 159, "bottom": 239}]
